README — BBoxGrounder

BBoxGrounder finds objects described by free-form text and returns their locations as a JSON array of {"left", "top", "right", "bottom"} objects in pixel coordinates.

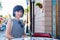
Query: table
[{"left": 11, "top": 37, "right": 58, "bottom": 40}]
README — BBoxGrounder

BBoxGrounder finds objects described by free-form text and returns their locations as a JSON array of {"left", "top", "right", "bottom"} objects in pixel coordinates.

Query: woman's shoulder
[
  {"left": 8, "top": 18, "right": 14, "bottom": 22},
  {"left": 9, "top": 18, "right": 15, "bottom": 21}
]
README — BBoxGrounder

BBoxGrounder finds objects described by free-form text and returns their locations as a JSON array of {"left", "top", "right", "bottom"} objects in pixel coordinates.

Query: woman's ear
[{"left": 21, "top": 13, "right": 24, "bottom": 17}]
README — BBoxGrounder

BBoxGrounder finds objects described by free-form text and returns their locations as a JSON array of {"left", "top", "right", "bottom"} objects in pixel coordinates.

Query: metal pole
[
  {"left": 30, "top": 0, "right": 35, "bottom": 34},
  {"left": 32, "top": 0, "right": 35, "bottom": 33},
  {"left": 30, "top": 0, "right": 32, "bottom": 33}
]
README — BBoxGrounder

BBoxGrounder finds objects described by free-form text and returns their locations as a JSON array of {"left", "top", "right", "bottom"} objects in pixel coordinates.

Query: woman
[{"left": 5, "top": 5, "right": 26, "bottom": 40}]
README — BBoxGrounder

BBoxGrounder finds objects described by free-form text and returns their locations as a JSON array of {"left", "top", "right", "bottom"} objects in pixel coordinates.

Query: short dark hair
[{"left": 13, "top": 5, "right": 24, "bottom": 17}]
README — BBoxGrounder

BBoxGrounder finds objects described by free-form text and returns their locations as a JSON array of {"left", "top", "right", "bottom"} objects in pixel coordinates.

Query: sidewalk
[{"left": 0, "top": 31, "right": 5, "bottom": 40}]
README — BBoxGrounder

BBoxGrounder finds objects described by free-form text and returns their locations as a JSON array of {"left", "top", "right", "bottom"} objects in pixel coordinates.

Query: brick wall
[
  {"left": 34, "top": 0, "right": 52, "bottom": 33},
  {"left": 34, "top": 0, "right": 45, "bottom": 33},
  {"left": 44, "top": 0, "right": 52, "bottom": 33},
  {"left": 57, "top": 0, "right": 60, "bottom": 35}
]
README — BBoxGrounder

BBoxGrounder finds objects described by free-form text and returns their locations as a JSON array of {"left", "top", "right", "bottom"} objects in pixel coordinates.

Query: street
[{"left": 0, "top": 31, "right": 6, "bottom": 40}]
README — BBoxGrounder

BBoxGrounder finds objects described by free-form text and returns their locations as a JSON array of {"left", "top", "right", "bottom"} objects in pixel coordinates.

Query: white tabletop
[{"left": 11, "top": 37, "right": 58, "bottom": 40}]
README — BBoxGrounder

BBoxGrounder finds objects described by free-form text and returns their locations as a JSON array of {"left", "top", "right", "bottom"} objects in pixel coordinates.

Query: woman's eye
[{"left": 19, "top": 11, "right": 23, "bottom": 13}]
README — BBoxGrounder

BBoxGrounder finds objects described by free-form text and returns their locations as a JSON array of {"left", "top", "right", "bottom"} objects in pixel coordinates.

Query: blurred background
[{"left": 0, "top": 0, "right": 60, "bottom": 40}]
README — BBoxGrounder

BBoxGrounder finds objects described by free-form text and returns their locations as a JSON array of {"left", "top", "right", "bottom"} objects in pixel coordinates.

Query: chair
[{"left": 32, "top": 33, "right": 52, "bottom": 38}]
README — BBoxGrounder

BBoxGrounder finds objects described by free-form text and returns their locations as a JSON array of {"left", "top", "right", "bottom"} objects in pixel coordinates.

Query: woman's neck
[{"left": 14, "top": 17, "right": 20, "bottom": 20}]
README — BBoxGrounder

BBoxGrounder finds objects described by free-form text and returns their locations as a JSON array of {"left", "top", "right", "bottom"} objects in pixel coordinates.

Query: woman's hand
[
  {"left": 6, "top": 34, "right": 14, "bottom": 39},
  {"left": 22, "top": 35, "right": 27, "bottom": 38}
]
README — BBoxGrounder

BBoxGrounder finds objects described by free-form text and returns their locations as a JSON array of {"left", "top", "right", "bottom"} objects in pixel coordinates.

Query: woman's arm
[{"left": 5, "top": 19, "right": 13, "bottom": 39}]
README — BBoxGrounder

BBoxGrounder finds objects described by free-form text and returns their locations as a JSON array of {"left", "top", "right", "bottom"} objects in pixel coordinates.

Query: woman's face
[{"left": 15, "top": 11, "right": 23, "bottom": 18}]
